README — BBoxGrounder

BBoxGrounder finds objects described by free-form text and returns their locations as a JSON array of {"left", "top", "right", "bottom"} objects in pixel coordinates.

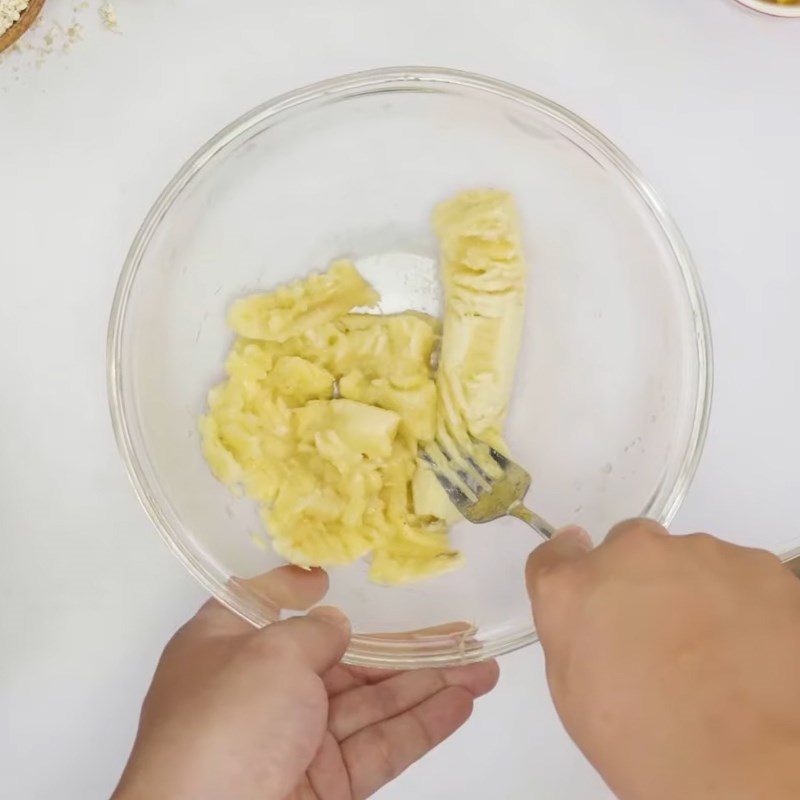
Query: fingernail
[
  {"left": 308, "top": 605, "right": 351, "bottom": 635},
  {"left": 554, "top": 525, "right": 593, "bottom": 549}
]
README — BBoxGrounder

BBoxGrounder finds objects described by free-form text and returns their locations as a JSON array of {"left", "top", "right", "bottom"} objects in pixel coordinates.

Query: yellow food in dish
[
  {"left": 412, "top": 189, "right": 527, "bottom": 521},
  {"left": 201, "top": 189, "right": 527, "bottom": 584},
  {"left": 201, "top": 262, "right": 460, "bottom": 584},
  {"left": 228, "top": 259, "right": 379, "bottom": 342}
]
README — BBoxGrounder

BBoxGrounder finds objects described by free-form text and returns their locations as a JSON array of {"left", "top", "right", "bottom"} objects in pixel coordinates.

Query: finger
[
  {"left": 186, "top": 597, "right": 255, "bottom": 638},
  {"left": 366, "top": 621, "right": 478, "bottom": 640},
  {"left": 342, "top": 685, "right": 475, "bottom": 799},
  {"left": 232, "top": 566, "right": 330, "bottom": 619},
  {"left": 323, "top": 646, "right": 492, "bottom": 697},
  {"left": 525, "top": 525, "right": 593, "bottom": 602},
  {"left": 186, "top": 565, "right": 331, "bottom": 639},
  {"left": 305, "top": 734, "right": 351, "bottom": 800},
  {"left": 604, "top": 517, "right": 669, "bottom": 546},
  {"left": 252, "top": 606, "right": 351, "bottom": 675},
  {"left": 323, "top": 665, "right": 366, "bottom": 696},
  {"left": 323, "top": 665, "right": 398, "bottom": 697},
  {"left": 323, "top": 622, "right": 480, "bottom": 696},
  {"left": 329, "top": 660, "right": 499, "bottom": 740}
]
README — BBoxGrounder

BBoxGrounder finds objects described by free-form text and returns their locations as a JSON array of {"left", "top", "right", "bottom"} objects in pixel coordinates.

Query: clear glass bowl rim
[{"left": 107, "top": 66, "right": 715, "bottom": 668}]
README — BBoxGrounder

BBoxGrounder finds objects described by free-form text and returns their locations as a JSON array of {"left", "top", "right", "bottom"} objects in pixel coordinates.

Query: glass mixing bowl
[{"left": 108, "top": 68, "right": 713, "bottom": 667}]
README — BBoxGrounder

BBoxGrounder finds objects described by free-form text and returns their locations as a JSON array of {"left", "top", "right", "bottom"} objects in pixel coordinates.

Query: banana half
[{"left": 413, "top": 189, "right": 527, "bottom": 522}]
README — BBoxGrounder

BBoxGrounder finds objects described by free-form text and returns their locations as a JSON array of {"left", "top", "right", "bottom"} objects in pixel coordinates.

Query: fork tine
[
  {"left": 488, "top": 446, "right": 510, "bottom": 469},
  {"left": 436, "top": 471, "right": 474, "bottom": 510},
  {"left": 462, "top": 433, "right": 505, "bottom": 478},
  {"left": 419, "top": 448, "right": 434, "bottom": 465},
  {"left": 435, "top": 434, "right": 487, "bottom": 497},
  {"left": 452, "top": 439, "right": 493, "bottom": 487},
  {"left": 422, "top": 432, "right": 552, "bottom": 537},
  {"left": 419, "top": 448, "right": 475, "bottom": 509}
]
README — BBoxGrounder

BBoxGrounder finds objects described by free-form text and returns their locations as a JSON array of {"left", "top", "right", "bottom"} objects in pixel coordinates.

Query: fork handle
[{"left": 509, "top": 503, "right": 555, "bottom": 541}]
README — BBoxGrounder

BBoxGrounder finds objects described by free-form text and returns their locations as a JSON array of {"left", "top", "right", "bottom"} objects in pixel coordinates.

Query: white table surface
[{"left": 2, "top": 1, "right": 798, "bottom": 797}]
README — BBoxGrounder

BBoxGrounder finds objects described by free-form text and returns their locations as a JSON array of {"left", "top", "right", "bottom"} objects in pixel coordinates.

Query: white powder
[
  {"left": 354, "top": 253, "right": 442, "bottom": 317},
  {"left": 0, "top": 0, "right": 30, "bottom": 37}
]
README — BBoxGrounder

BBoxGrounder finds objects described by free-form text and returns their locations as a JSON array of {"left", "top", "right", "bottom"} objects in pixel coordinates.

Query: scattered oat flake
[
  {"left": 1, "top": 1, "right": 120, "bottom": 75},
  {"left": 99, "top": 1, "right": 117, "bottom": 31}
]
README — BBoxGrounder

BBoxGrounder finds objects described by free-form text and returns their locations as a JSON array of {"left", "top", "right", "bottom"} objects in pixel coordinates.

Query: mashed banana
[{"left": 201, "top": 189, "right": 527, "bottom": 584}]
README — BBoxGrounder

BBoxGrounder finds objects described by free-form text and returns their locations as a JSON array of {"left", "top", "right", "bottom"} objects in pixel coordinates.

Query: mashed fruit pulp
[{"left": 200, "top": 189, "right": 527, "bottom": 584}]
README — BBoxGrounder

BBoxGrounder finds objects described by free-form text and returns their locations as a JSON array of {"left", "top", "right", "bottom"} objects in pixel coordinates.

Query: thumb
[
  {"left": 255, "top": 606, "right": 351, "bottom": 675},
  {"left": 525, "top": 525, "right": 593, "bottom": 603}
]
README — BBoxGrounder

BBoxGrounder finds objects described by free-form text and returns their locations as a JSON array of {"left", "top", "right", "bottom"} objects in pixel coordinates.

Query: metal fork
[
  {"left": 420, "top": 436, "right": 555, "bottom": 541},
  {"left": 419, "top": 440, "right": 800, "bottom": 575}
]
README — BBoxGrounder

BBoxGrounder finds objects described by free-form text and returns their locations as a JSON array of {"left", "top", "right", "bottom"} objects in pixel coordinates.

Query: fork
[
  {"left": 419, "top": 440, "right": 800, "bottom": 574},
  {"left": 420, "top": 436, "right": 556, "bottom": 541}
]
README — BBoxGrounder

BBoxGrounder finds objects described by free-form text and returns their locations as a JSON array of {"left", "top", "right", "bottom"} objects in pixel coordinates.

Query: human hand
[
  {"left": 526, "top": 520, "right": 800, "bottom": 800},
  {"left": 113, "top": 566, "right": 499, "bottom": 800}
]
